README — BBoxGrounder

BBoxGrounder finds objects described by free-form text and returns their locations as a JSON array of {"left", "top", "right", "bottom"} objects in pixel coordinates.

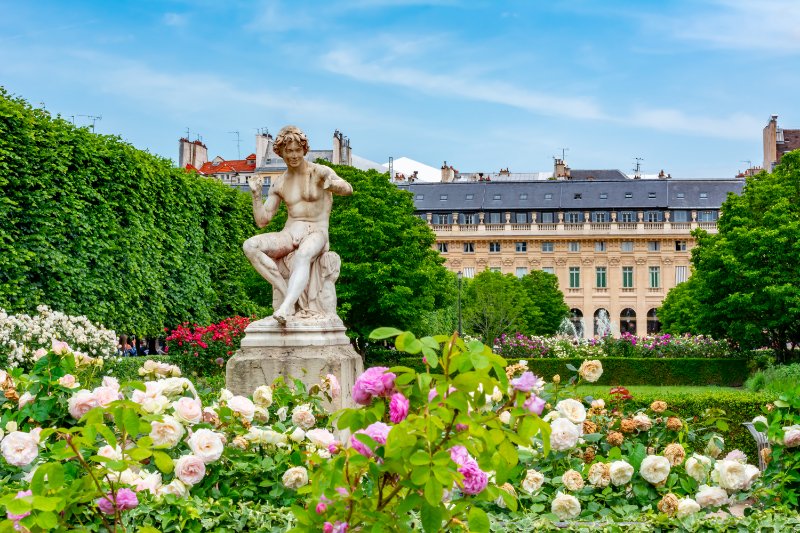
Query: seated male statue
[{"left": 243, "top": 125, "right": 353, "bottom": 325}]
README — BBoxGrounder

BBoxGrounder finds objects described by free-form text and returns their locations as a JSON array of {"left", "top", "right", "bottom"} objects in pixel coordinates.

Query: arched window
[
  {"left": 620, "top": 308, "right": 637, "bottom": 335},
  {"left": 647, "top": 308, "right": 661, "bottom": 334},
  {"left": 569, "top": 308, "right": 584, "bottom": 338},
  {"left": 594, "top": 308, "right": 611, "bottom": 337}
]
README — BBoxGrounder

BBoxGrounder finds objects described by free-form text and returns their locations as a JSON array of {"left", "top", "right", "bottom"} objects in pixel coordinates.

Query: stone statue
[{"left": 243, "top": 125, "right": 352, "bottom": 325}]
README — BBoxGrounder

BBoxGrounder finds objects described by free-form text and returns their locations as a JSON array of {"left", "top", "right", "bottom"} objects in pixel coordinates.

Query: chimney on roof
[
  {"left": 332, "top": 130, "right": 351, "bottom": 165},
  {"left": 553, "top": 158, "right": 570, "bottom": 179},
  {"left": 441, "top": 161, "right": 456, "bottom": 182},
  {"left": 255, "top": 132, "right": 275, "bottom": 167},
  {"left": 179, "top": 137, "right": 208, "bottom": 169}
]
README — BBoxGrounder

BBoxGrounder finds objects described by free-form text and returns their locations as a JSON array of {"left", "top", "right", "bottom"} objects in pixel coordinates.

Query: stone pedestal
[{"left": 226, "top": 316, "right": 363, "bottom": 410}]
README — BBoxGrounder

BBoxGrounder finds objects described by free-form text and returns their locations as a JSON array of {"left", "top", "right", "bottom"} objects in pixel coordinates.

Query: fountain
[
  {"left": 557, "top": 317, "right": 580, "bottom": 340},
  {"left": 594, "top": 309, "right": 613, "bottom": 337}
]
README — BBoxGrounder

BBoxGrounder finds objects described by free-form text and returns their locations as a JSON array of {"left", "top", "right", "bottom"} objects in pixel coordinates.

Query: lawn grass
[{"left": 574, "top": 384, "right": 749, "bottom": 397}]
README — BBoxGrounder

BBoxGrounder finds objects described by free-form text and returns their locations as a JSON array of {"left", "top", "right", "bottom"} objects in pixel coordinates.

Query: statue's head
[{"left": 274, "top": 125, "right": 310, "bottom": 157}]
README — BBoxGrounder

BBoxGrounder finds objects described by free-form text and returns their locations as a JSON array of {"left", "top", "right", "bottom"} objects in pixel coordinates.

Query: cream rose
[
  {"left": 159, "top": 479, "right": 190, "bottom": 498},
  {"left": 1, "top": 431, "right": 39, "bottom": 466},
  {"left": 609, "top": 460, "right": 634, "bottom": 486},
  {"left": 555, "top": 399, "right": 587, "bottom": 424},
  {"left": 160, "top": 377, "right": 195, "bottom": 398},
  {"left": 97, "top": 444, "right": 123, "bottom": 461},
  {"left": 282, "top": 466, "right": 309, "bottom": 490},
  {"left": 290, "top": 427, "right": 306, "bottom": 442},
  {"left": 685, "top": 454, "right": 712, "bottom": 483},
  {"left": 174, "top": 454, "right": 206, "bottom": 486},
  {"left": 68, "top": 389, "right": 99, "bottom": 420},
  {"left": 711, "top": 459, "right": 756, "bottom": 491},
  {"left": 591, "top": 399, "right": 605, "bottom": 410},
  {"left": 102, "top": 376, "right": 120, "bottom": 391},
  {"left": 521, "top": 469, "right": 544, "bottom": 494},
  {"left": 705, "top": 436, "right": 724, "bottom": 458},
  {"left": 187, "top": 428, "right": 225, "bottom": 463},
  {"left": 219, "top": 388, "right": 234, "bottom": 402},
  {"left": 640, "top": 455, "right": 671, "bottom": 485},
  {"left": 173, "top": 397, "right": 203, "bottom": 425},
  {"left": 676, "top": 497, "right": 701, "bottom": 517},
  {"left": 93, "top": 386, "right": 121, "bottom": 407},
  {"left": 306, "top": 428, "right": 335, "bottom": 448},
  {"left": 499, "top": 411, "right": 511, "bottom": 425},
  {"left": 783, "top": 425, "right": 800, "bottom": 447},
  {"left": 695, "top": 484, "right": 728, "bottom": 508},
  {"left": 58, "top": 374, "right": 80, "bottom": 389},
  {"left": 578, "top": 359, "right": 603, "bottom": 383},
  {"left": 588, "top": 462, "right": 611, "bottom": 488},
  {"left": 18, "top": 392, "right": 35, "bottom": 409},
  {"left": 141, "top": 395, "right": 170, "bottom": 415},
  {"left": 276, "top": 406, "right": 288, "bottom": 421},
  {"left": 252, "top": 385, "right": 273, "bottom": 408},
  {"left": 150, "top": 415, "right": 186, "bottom": 448},
  {"left": 551, "top": 492, "right": 581, "bottom": 520},
  {"left": 632, "top": 413, "right": 652, "bottom": 432},
  {"left": 228, "top": 395, "right": 256, "bottom": 422},
  {"left": 561, "top": 469, "right": 584, "bottom": 491},
  {"left": 550, "top": 418, "right": 580, "bottom": 451},
  {"left": 292, "top": 404, "right": 316, "bottom": 430},
  {"left": 132, "top": 471, "right": 163, "bottom": 494},
  {"left": 245, "top": 428, "right": 288, "bottom": 446}
]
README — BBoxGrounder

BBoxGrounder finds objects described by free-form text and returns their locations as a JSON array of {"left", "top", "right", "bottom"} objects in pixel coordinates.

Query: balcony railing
[
  {"left": 432, "top": 224, "right": 451, "bottom": 231},
  {"left": 511, "top": 223, "right": 531, "bottom": 231},
  {"left": 591, "top": 223, "right": 610, "bottom": 230},
  {"left": 538, "top": 224, "right": 557, "bottom": 231},
  {"left": 564, "top": 224, "right": 583, "bottom": 231},
  {"left": 460, "top": 224, "right": 478, "bottom": 231},
  {"left": 672, "top": 222, "right": 690, "bottom": 229},
  {"left": 427, "top": 220, "right": 716, "bottom": 234},
  {"left": 644, "top": 223, "right": 664, "bottom": 230},
  {"left": 618, "top": 223, "right": 638, "bottom": 230},
  {"left": 699, "top": 222, "right": 717, "bottom": 230},
  {"left": 485, "top": 224, "right": 504, "bottom": 231}
]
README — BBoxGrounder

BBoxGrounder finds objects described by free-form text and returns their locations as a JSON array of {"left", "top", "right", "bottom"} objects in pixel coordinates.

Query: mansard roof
[{"left": 398, "top": 173, "right": 743, "bottom": 211}]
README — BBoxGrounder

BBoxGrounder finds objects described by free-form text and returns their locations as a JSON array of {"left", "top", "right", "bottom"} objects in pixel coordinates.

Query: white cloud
[
  {"left": 162, "top": 13, "right": 188, "bottom": 27},
  {"left": 626, "top": 107, "right": 761, "bottom": 140}
]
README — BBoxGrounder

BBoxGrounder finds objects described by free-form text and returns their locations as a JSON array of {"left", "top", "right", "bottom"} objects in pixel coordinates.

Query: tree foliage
[
  {"left": 0, "top": 87, "right": 262, "bottom": 336},
  {"left": 660, "top": 151, "right": 800, "bottom": 361},
  {"left": 519, "top": 270, "right": 570, "bottom": 335}
]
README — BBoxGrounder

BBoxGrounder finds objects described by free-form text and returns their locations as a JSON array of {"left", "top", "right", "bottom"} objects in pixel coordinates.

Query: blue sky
[{"left": 1, "top": 0, "right": 798, "bottom": 178}]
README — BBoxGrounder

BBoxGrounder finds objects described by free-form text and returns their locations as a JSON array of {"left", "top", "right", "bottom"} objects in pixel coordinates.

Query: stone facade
[{"left": 763, "top": 115, "right": 800, "bottom": 171}]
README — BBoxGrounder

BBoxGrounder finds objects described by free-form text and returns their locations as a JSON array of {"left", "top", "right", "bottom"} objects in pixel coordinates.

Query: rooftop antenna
[
  {"left": 559, "top": 147, "right": 569, "bottom": 161},
  {"left": 389, "top": 156, "right": 394, "bottom": 180},
  {"left": 740, "top": 160, "right": 752, "bottom": 169},
  {"left": 185, "top": 127, "right": 191, "bottom": 139},
  {"left": 633, "top": 157, "right": 644, "bottom": 179},
  {"left": 77, "top": 114, "right": 102, "bottom": 132},
  {"left": 229, "top": 131, "right": 241, "bottom": 159}
]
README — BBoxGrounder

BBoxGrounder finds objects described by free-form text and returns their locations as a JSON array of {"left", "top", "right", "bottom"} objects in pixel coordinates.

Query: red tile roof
[{"left": 196, "top": 154, "right": 257, "bottom": 175}]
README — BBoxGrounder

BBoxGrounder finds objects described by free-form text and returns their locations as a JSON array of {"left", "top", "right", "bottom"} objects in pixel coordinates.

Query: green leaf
[
  {"left": 122, "top": 408, "right": 140, "bottom": 437},
  {"left": 36, "top": 511, "right": 59, "bottom": 530},
  {"left": 411, "top": 467, "right": 430, "bottom": 486},
  {"left": 153, "top": 451, "right": 174, "bottom": 473},
  {"left": 420, "top": 502, "right": 443, "bottom": 533},
  {"left": 715, "top": 419, "right": 729, "bottom": 431},
  {"left": 32, "top": 496, "right": 59, "bottom": 512},
  {"left": 369, "top": 327, "right": 404, "bottom": 340},
  {"left": 424, "top": 476, "right": 443, "bottom": 506},
  {"left": 126, "top": 447, "right": 152, "bottom": 461},
  {"left": 468, "top": 507, "right": 490, "bottom": 533},
  {"left": 565, "top": 363, "right": 577, "bottom": 372},
  {"left": 395, "top": 331, "right": 416, "bottom": 352}
]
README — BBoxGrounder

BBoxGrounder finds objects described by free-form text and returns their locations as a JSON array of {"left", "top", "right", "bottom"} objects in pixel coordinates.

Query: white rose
[
  {"left": 705, "top": 436, "right": 724, "bottom": 458},
  {"left": 253, "top": 406, "right": 270, "bottom": 423},
  {"left": 695, "top": 484, "right": 728, "bottom": 508},
  {"left": 228, "top": 396, "right": 256, "bottom": 422},
  {"left": 150, "top": 415, "right": 186, "bottom": 448},
  {"left": 609, "top": 460, "right": 634, "bottom": 486},
  {"left": 68, "top": 389, "right": 99, "bottom": 420},
  {"left": 97, "top": 444, "right": 123, "bottom": 461},
  {"left": 102, "top": 376, "right": 120, "bottom": 391},
  {"left": 1, "top": 431, "right": 39, "bottom": 466},
  {"left": 246, "top": 428, "right": 288, "bottom": 447},
  {"left": 521, "top": 469, "right": 544, "bottom": 494},
  {"left": 282, "top": 466, "right": 309, "bottom": 490},
  {"left": 685, "top": 454, "right": 712, "bottom": 483},
  {"left": 551, "top": 491, "right": 581, "bottom": 520},
  {"left": 292, "top": 404, "right": 316, "bottom": 430},
  {"left": 712, "top": 459, "right": 752, "bottom": 491},
  {"left": 784, "top": 425, "right": 800, "bottom": 447},
  {"left": 561, "top": 469, "right": 584, "bottom": 491},
  {"left": 578, "top": 359, "right": 603, "bottom": 383},
  {"left": 131, "top": 381, "right": 163, "bottom": 404},
  {"left": 587, "top": 462, "right": 611, "bottom": 488},
  {"left": 93, "top": 386, "right": 121, "bottom": 407},
  {"left": 591, "top": 399, "right": 605, "bottom": 410},
  {"left": 252, "top": 386, "right": 273, "bottom": 408},
  {"left": 542, "top": 410, "right": 561, "bottom": 422},
  {"left": 187, "top": 428, "right": 225, "bottom": 463},
  {"left": 742, "top": 464, "right": 760, "bottom": 490},
  {"left": 18, "top": 392, "right": 35, "bottom": 409},
  {"left": 306, "top": 428, "right": 335, "bottom": 448},
  {"left": 499, "top": 411, "right": 511, "bottom": 425},
  {"left": 290, "top": 427, "right": 306, "bottom": 442},
  {"left": 491, "top": 387, "right": 504, "bottom": 403},
  {"left": 276, "top": 406, "right": 288, "bottom": 421},
  {"left": 174, "top": 454, "right": 206, "bottom": 486},
  {"left": 632, "top": 413, "right": 652, "bottom": 431},
  {"left": 555, "top": 399, "right": 586, "bottom": 424},
  {"left": 132, "top": 471, "right": 163, "bottom": 494},
  {"left": 640, "top": 455, "right": 671, "bottom": 485},
  {"left": 676, "top": 497, "right": 701, "bottom": 517},
  {"left": 219, "top": 388, "right": 234, "bottom": 402},
  {"left": 141, "top": 395, "right": 170, "bottom": 415},
  {"left": 58, "top": 374, "right": 80, "bottom": 389},
  {"left": 160, "top": 378, "right": 195, "bottom": 398},
  {"left": 549, "top": 418, "right": 580, "bottom": 452},
  {"left": 158, "top": 479, "right": 190, "bottom": 499},
  {"left": 173, "top": 397, "right": 203, "bottom": 425}
]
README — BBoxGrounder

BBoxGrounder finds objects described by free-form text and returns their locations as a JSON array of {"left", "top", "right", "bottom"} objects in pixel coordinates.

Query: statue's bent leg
[
  {"left": 273, "top": 232, "right": 327, "bottom": 323},
  {"left": 243, "top": 235, "right": 289, "bottom": 297}
]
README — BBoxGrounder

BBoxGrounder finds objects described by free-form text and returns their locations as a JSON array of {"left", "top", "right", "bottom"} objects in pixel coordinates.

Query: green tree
[
  {"left": 673, "top": 151, "right": 800, "bottom": 361},
  {"left": 462, "top": 270, "right": 532, "bottom": 344},
  {"left": 519, "top": 270, "right": 569, "bottom": 335},
  {"left": 658, "top": 276, "right": 703, "bottom": 335}
]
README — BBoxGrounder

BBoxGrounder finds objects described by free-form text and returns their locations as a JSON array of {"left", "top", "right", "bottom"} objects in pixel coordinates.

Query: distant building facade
[
  {"left": 763, "top": 115, "right": 800, "bottom": 171},
  {"left": 399, "top": 163, "right": 745, "bottom": 337}
]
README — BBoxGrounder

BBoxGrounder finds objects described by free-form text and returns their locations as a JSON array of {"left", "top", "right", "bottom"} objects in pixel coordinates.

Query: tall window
[
  {"left": 462, "top": 267, "right": 475, "bottom": 278},
  {"left": 649, "top": 266, "right": 661, "bottom": 288},
  {"left": 646, "top": 211, "right": 662, "bottom": 222},
  {"left": 620, "top": 211, "right": 634, "bottom": 223},
  {"left": 461, "top": 213, "right": 477, "bottom": 224},
  {"left": 437, "top": 243, "right": 448, "bottom": 253},
  {"left": 489, "top": 242, "right": 501, "bottom": 253},
  {"left": 488, "top": 212, "right": 502, "bottom": 224},
  {"left": 672, "top": 210, "right": 689, "bottom": 222},
  {"left": 621, "top": 241, "right": 634, "bottom": 252},
  {"left": 622, "top": 267, "right": 634, "bottom": 288},
  {"left": 566, "top": 212, "right": 581, "bottom": 223},
  {"left": 568, "top": 242, "right": 581, "bottom": 252},
  {"left": 647, "top": 241, "right": 660, "bottom": 252},
  {"left": 595, "top": 267, "right": 607, "bottom": 288},
  {"left": 647, "top": 308, "right": 661, "bottom": 334},
  {"left": 515, "top": 242, "right": 527, "bottom": 252},
  {"left": 675, "top": 265, "right": 688, "bottom": 284},
  {"left": 595, "top": 241, "right": 606, "bottom": 252},
  {"left": 433, "top": 213, "right": 449, "bottom": 224},
  {"left": 463, "top": 243, "right": 475, "bottom": 253},
  {"left": 675, "top": 240, "right": 687, "bottom": 251},
  {"left": 592, "top": 212, "right": 608, "bottom": 223},
  {"left": 569, "top": 267, "right": 580, "bottom": 288},
  {"left": 698, "top": 210, "right": 717, "bottom": 222},
  {"left": 515, "top": 212, "right": 527, "bottom": 223},
  {"left": 542, "top": 267, "right": 555, "bottom": 274},
  {"left": 620, "top": 308, "right": 637, "bottom": 334},
  {"left": 541, "top": 242, "right": 554, "bottom": 252},
  {"left": 515, "top": 267, "right": 528, "bottom": 278},
  {"left": 540, "top": 212, "right": 555, "bottom": 223}
]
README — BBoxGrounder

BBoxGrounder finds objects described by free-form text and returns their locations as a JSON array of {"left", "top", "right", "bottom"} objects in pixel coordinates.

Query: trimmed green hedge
[
  {"left": 104, "top": 355, "right": 172, "bottom": 383},
  {"left": 368, "top": 355, "right": 750, "bottom": 387}
]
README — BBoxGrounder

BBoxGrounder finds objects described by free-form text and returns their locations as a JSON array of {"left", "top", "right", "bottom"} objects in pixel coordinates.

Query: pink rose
[
  {"left": 96, "top": 488, "right": 138, "bottom": 514},
  {"left": 51, "top": 340, "right": 70, "bottom": 355},
  {"left": 58, "top": 374, "right": 79, "bottom": 389},
  {"left": 523, "top": 395, "right": 546, "bottom": 415},
  {"left": 93, "top": 386, "right": 122, "bottom": 407},
  {"left": 511, "top": 371, "right": 543, "bottom": 392},
  {"left": 228, "top": 396, "right": 256, "bottom": 422},
  {"left": 458, "top": 459, "right": 489, "bottom": 495},
  {"left": 102, "top": 376, "right": 121, "bottom": 391},
  {"left": 327, "top": 374, "right": 341, "bottom": 400},
  {"left": 389, "top": 393, "right": 409, "bottom": 423},
  {"left": 68, "top": 389, "right": 99, "bottom": 419},
  {"left": 174, "top": 454, "right": 206, "bottom": 486},
  {"left": 7, "top": 490, "right": 33, "bottom": 523},
  {"left": 352, "top": 367, "right": 396, "bottom": 405},
  {"left": 350, "top": 422, "right": 391, "bottom": 457},
  {"left": 173, "top": 397, "right": 203, "bottom": 425}
]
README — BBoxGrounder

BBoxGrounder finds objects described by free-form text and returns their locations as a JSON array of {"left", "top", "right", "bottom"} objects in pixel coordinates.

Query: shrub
[
  {"left": 746, "top": 363, "right": 800, "bottom": 394},
  {"left": 165, "top": 316, "right": 251, "bottom": 377},
  {"left": 761, "top": 382, "right": 800, "bottom": 508}
]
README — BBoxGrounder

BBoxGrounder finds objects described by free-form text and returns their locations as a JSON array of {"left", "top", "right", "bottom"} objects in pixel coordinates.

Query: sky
[{"left": 1, "top": 0, "right": 798, "bottom": 179}]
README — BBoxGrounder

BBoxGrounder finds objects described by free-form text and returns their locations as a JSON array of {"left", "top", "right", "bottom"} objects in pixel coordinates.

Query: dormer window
[
  {"left": 545, "top": 193, "right": 553, "bottom": 200},
  {"left": 519, "top": 193, "right": 528, "bottom": 200},
  {"left": 648, "top": 192, "right": 656, "bottom": 198},
  {"left": 574, "top": 193, "right": 582, "bottom": 200},
  {"left": 466, "top": 194, "right": 474, "bottom": 200},
  {"left": 440, "top": 195, "right": 448, "bottom": 200},
  {"left": 625, "top": 192, "right": 633, "bottom": 199},
  {"left": 600, "top": 193, "right": 608, "bottom": 199},
  {"left": 415, "top": 194, "right": 424, "bottom": 200},
  {"left": 700, "top": 192, "right": 708, "bottom": 199},
  {"left": 676, "top": 192, "right": 685, "bottom": 199},
  {"left": 493, "top": 194, "right": 501, "bottom": 200}
]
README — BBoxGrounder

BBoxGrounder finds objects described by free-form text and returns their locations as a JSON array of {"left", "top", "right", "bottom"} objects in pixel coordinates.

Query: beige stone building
[
  {"left": 763, "top": 115, "right": 800, "bottom": 172},
  {"left": 399, "top": 164, "right": 744, "bottom": 337}
]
